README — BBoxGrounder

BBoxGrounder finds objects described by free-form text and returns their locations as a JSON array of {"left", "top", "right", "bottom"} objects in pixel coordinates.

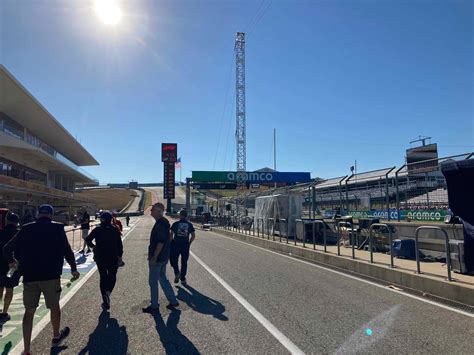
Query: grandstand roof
[
  {"left": 347, "top": 167, "right": 396, "bottom": 183},
  {"left": 0, "top": 65, "right": 99, "bottom": 166}
]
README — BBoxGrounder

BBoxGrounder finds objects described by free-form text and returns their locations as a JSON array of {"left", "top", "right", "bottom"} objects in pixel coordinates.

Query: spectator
[
  {"left": 142, "top": 203, "right": 179, "bottom": 314},
  {"left": 170, "top": 209, "right": 196, "bottom": 285},
  {"left": 112, "top": 212, "right": 123, "bottom": 233},
  {"left": 3, "top": 204, "right": 79, "bottom": 354},
  {"left": 86, "top": 211, "right": 123, "bottom": 310},
  {"left": 0, "top": 213, "right": 20, "bottom": 323},
  {"left": 79, "top": 210, "right": 91, "bottom": 254}
]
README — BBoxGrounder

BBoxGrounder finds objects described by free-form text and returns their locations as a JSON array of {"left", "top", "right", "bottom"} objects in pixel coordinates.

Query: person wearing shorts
[
  {"left": 0, "top": 212, "right": 20, "bottom": 323},
  {"left": 3, "top": 204, "right": 79, "bottom": 355}
]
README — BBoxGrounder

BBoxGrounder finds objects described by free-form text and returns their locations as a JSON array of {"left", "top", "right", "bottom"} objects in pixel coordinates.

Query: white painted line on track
[
  {"left": 207, "top": 230, "right": 474, "bottom": 319},
  {"left": 11, "top": 218, "right": 144, "bottom": 355},
  {"left": 190, "top": 250, "right": 305, "bottom": 355}
]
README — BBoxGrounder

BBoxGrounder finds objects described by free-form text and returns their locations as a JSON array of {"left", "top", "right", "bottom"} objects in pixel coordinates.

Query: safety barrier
[
  {"left": 415, "top": 226, "right": 452, "bottom": 281},
  {"left": 368, "top": 223, "right": 394, "bottom": 268},
  {"left": 213, "top": 218, "right": 455, "bottom": 282}
]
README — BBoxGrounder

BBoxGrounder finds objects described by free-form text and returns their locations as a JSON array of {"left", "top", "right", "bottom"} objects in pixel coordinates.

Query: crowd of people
[{"left": 0, "top": 202, "right": 196, "bottom": 355}]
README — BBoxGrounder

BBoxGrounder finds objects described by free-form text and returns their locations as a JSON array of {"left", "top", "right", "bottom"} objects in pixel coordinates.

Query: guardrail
[
  {"left": 213, "top": 218, "right": 455, "bottom": 282},
  {"left": 368, "top": 223, "right": 394, "bottom": 268},
  {"left": 415, "top": 226, "right": 452, "bottom": 281}
]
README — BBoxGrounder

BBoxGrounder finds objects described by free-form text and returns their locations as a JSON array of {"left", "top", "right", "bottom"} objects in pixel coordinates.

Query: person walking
[
  {"left": 125, "top": 215, "right": 130, "bottom": 227},
  {"left": 79, "top": 209, "right": 91, "bottom": 254},
  {"left": 3, "top": 204, "right": 79, "bottom": 354},
  {"left": 142, "top": 202, "right": 179, "bottom": 314},
  {"left": 86, "top": 211, "right": 123, "bottom": 310},
  {"left": 112, "top": 212, "right": 123, "bottom": 233},
  {"left": 0, "top": 212, "right": 20, "bottom": 323},
  {"left": 170, "top": 209, "right": 196, "bottom": 285}
]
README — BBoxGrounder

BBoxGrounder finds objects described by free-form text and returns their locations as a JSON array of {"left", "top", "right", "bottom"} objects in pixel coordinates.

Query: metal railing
[
  {"left": 368, "top": 223, "right": 394, "bottom": 268},
  {"left": 311, "top": 220, "right": 326, "bottom": 252},
  {"left": 415, "top": 226, "right": 452, "bottom": 281},
  {"left": 337, "top": 221, "right": 354, "bottom": 258}
]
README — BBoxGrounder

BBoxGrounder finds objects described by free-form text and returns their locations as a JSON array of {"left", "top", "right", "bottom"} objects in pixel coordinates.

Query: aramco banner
[
  {"left": 191, "top": 171, "right": 311, "bottom": 184},
  {"left": 348, "top": 209, "right": 449, "bottom": 222}
]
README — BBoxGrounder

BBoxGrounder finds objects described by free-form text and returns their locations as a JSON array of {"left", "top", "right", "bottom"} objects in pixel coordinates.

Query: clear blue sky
[{"left": 1, "top": 0, "right": 472, "bottom": 183}]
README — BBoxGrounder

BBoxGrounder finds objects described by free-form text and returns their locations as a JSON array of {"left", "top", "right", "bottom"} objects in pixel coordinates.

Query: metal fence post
[
  {"left": 369, "top": 225, "right": 374, "bottom": 263},
  {"left": 294, "top": 221, "right": 297, "bottom": 246},
  {"left": 415, "top": 226, "right": 452, "bottom": 281},
  {"left": 266, "top": 219, "right": 270, "bottom": 240},
  {"left": 351, "top": 227, "right": 355, "bottom": 259},
  {"left": 279, "top": 220, "right": 282, "bottom": 243},
  {"left": 368, "top": 223, "right": 394, "bottom": 268},
  {"left": 272, "top": 219, "right": 275, "bottom": 241},
  {"left": 336, "top": 222, "right": 341, "bottom": 256},
  {"left": 312, "top": 221, "right": 316, "bottom": 250},
  {"left": 303, "top": 221, "right": 306, "bottom": 248}
]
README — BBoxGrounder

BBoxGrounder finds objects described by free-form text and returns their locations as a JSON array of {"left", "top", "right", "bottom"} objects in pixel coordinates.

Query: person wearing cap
[
  {"left": 0, "top": 212, "right": 20, "bottom": 323},
  {"left": 170, "top": 209, "right": 196, "bottom": 285},
  {"left": 3, "top": 204, "right": 79, "bottom": 354},
  {"left": 85, "top": 211, "right": 123, "bottom": 310},
  {"left": 142, "top": 202, "right": 179, "bottom": 314},
  {"left": 79, "top": 209, "right": 91, "bottom": 254}
]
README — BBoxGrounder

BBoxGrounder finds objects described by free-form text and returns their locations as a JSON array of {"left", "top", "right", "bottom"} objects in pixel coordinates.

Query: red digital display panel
[{"left": 162, "top": 143, "right": 178, "bottom": 163}]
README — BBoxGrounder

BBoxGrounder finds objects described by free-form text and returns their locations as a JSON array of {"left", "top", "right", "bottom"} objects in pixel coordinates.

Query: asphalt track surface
[
  {"left": 145, "top": 186, "right": 187, "bottom": 206},
  {"left": 28, "top": 215, "right": 474, "bottom": 354},
  {"left": 122, "top": 189, "right": 143, "bottom": 213}
]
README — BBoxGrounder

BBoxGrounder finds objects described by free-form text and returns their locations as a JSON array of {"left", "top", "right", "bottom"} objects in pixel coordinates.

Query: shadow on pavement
[
  {"left": 78, "top": 310, "right": 128, "bottom": 355},
  {"left": 1, "top": 340, "right": 12, "bottom": 355},
  {"left": 50, "top": 345, "right": 67, "bottom": 354},
  {"left": 177, "top": 284, "right": 228, "bottom": 321},
  {"left": 153, "top": 310, "right": 200, "bottom": 354}
]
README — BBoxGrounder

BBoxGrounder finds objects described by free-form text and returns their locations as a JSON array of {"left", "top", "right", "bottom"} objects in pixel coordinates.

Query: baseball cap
[
  {"left": 38, "top": 204, "right": 54, "bottom": 215},
  {"left": 100, "top": 211, "right": 113, "bottom": 222}
]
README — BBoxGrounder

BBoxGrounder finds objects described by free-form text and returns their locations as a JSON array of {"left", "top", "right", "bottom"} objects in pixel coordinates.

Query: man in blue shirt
[
  {"left": 170, "top": 209, "right": 196, "bottom": 285},
  {"left": 142, "top": 203, "right": 179, "bottom": 314}
]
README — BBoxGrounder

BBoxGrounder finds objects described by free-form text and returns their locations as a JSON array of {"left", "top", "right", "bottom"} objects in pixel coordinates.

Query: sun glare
[{"left": 94, "top": 0, "right": 123, "bottom": 26}]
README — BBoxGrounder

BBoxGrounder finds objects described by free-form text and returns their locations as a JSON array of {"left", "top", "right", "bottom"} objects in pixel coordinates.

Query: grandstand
[{"left": 0, "top": 65, "right": 99, "bottom": 222}]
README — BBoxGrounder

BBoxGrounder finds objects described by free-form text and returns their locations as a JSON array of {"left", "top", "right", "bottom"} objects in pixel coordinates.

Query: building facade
[{"left": 0, "top": 65, "right": 99, "bottom": 218}]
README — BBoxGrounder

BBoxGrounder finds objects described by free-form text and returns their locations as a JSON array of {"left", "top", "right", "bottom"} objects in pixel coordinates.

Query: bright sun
[{"left": 94, "top": 0, "right": 123, "bottom": 26}]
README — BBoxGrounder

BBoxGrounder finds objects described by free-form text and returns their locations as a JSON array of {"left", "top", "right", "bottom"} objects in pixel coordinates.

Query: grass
[{"left": 76, "top": 188, "right": 137, "bottom": 211}]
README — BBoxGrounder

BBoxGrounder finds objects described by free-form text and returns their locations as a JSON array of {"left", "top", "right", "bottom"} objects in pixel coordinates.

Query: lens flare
[{"left": 94, "top": 0, "right": 123, "bottom": 26}]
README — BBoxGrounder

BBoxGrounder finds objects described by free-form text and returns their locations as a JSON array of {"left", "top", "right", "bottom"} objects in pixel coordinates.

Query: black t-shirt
[
  {"left": 0, "top": 225, "right": 18, "bottom": 273},
  {"left": 81, "top": 212, "right": 90, "bottom": 230},
  {"left": 148, "top": 217, "right": 170, "bottom": 262},
  {"left": 171, "top": 220, "right": 195, "bottom": 243},
  {"left": 86, "top": 224, "right": 123, "bottom": 265}
]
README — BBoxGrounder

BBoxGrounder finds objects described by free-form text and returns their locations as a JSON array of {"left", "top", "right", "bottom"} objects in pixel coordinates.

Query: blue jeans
[{"left": 148, "top": 260, "right": 178, "bottom": 308}]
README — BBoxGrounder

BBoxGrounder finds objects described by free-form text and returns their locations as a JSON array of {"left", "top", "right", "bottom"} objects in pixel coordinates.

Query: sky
[{"left": 1, "top": 0, "right": 472, "bottom": 183}]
